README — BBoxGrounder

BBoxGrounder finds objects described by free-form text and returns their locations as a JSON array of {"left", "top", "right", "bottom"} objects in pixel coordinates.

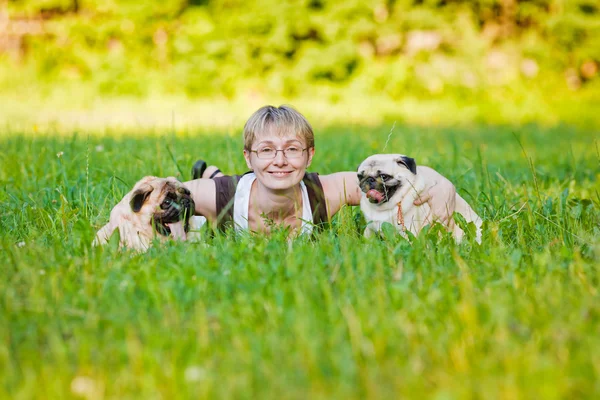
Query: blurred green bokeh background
[{"left": 1, "top": 0, "right": 599, "bottom": 129}]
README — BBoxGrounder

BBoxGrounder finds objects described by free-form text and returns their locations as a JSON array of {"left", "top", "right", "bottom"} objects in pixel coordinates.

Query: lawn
[{"left": 1, "top": 123, "right": 599, "bottom": 399}]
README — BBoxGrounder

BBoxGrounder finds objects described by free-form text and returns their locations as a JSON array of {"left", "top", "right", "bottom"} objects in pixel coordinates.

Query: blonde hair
[{"left": 243, "top": 105, "right": 315, "bottom": 150}]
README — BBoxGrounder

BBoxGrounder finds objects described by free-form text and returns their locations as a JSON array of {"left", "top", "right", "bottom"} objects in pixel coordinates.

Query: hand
[{"left": 413, "top": 166, "right": 456, "bottom": 225}]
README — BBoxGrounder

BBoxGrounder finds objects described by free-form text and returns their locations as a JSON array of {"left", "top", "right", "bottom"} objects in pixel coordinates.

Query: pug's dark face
[
  {"left": 357, "top": 154, "right": 417, "bottom": 205},
  {"left": 358, "top": 171, "right": 401, "bottom": 204},
  {"left": 129, "top": 177, "right": 195, "bottom": 236}
]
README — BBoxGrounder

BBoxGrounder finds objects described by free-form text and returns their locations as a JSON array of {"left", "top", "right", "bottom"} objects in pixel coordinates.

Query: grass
[
  {"left": 1, "top": 123, "right": 599, "bottom": 399},
  {"left": 2, "top": 79, "right": 600, "bottom": 133}
]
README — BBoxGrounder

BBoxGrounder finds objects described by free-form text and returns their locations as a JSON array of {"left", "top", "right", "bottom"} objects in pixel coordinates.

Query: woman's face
[{"left": 244, "top": 133, "right": 315, "bottom": 191}]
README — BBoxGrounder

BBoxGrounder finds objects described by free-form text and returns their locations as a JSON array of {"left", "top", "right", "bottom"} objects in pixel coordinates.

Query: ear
[
  {"left": 243, "top": 149, "right": 253, "bottom": 170},
  {"left": 306, "top": 147, "right": 315, "bottom": 168},
  {"left": 397, "top": 156, "right": 417, "bottom": 175},
  {"left": 129, "top": 186, "right": 153, "bottom": 212}
]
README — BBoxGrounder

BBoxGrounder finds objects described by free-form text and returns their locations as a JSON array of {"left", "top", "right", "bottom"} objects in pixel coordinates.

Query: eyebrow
[{"left": 256, "top": 139, "right": 303, "bottom": 146}]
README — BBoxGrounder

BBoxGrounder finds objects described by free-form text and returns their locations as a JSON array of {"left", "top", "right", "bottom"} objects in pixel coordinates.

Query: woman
[{"left": 184, "top": 105, "right": 457, "bottom": 234}]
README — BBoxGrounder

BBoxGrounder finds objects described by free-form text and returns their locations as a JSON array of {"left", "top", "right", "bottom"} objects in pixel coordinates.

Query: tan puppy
[
  {"left": 93, "top": 176, "right": 195, "bottom": 251},
  {"left": 358, "top": 154, "right": 482, "bottom": 243}
]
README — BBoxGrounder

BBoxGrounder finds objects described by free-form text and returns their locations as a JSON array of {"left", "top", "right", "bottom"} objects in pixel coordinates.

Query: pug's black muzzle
[
  {"left": 153, "top": 188, "right": 195, "bottom": 236},
  {"left": 358, "top": 175, "right": 401, "bottom": 204}
]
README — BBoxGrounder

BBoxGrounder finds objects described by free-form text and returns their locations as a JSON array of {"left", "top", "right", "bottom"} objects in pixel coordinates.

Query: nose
[
  {"left": 272, "top": 150, "right": 288, "bottom": 166},
  {"left": 367, "top": 177, "right": 376, "bottom": 186}
]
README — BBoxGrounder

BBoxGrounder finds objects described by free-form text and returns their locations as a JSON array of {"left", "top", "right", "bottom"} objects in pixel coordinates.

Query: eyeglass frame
[{"left": 249, "top": 146, "right": 310, "bottom": 160}]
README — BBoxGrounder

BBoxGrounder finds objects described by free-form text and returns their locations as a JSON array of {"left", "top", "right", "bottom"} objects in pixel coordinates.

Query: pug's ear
[
  {"left": 130, "top": 186, "right": 154, "bottom": 212},
  {"left": 397, "top": 156, "right": 417, "bottom": 175}
]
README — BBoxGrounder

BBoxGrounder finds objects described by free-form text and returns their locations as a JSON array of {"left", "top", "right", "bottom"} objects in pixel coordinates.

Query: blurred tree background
[{"left": 1, "top": 0, "right": 599, "bottom": 128}]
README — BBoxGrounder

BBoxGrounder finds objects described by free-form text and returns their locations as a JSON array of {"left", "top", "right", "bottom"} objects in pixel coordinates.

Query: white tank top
[{"left": 233, "top": 173, "right": 314, "bottom": 235}]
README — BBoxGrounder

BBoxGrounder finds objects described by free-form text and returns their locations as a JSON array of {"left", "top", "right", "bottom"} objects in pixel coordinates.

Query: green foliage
[
  {"left": 2, "top": 0, "right": 599, "bottom": 103},
  {"left": 1, "top": 124, "right": 599, "bottom": 397}
]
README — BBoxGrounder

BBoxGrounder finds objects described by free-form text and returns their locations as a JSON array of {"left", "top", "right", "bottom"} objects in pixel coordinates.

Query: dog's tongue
[
  {"left": 367, "top": 189, "right": 385, "bottom": 203},
  {"left": 166, "top": 221, "right": 187, "bottom": 241}
]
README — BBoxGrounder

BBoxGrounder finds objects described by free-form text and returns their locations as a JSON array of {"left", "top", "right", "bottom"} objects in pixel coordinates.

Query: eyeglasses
[{"left": 250, "top": 146, "right": 308, "bottom": 160}]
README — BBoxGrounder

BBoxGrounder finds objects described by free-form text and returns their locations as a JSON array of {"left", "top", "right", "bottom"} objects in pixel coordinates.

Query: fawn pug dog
[
  {"left": 93, "top": 176, "right": 195, "bottom": 251},
  {"left": 358, "top": 154, "right": 482, "bottom": 243}
]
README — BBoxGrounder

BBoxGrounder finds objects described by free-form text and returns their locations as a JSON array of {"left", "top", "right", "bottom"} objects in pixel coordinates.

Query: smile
[{"left": 268, "top": 171, "right": 293, "bottom": 177}]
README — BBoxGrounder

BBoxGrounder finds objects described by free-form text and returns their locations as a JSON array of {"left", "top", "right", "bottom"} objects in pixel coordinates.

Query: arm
[
  {"left": 413, "top": 166, "right": 456, "bottom": 225},
  {"left": 182, "top": 178, "right": 218, "bottom": 222},
  {"left": 319, "top": 167, "right": 457, "bottom": 224},
  {"left": 319, "top": 172, "right": 362, "bottom": 218}
]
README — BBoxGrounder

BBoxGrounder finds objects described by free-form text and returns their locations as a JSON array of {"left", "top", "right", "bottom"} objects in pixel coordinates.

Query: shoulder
[
  {"left": 182, "top": 174, "right": 246, "bottom": 226},
  {"left": 213, "top": 174, "right": 243, "bottom": 194},
  {"left": 302, "top": 172, "right": 323, "bottom": 188}
]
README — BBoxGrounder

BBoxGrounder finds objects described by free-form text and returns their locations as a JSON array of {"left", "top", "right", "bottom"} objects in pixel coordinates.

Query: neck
[
  {"left": 252, "top": 180, "right": 302, "bottom": 222},
  {"left": 393, "top": 176, "right": 425, "bottom": 209}
]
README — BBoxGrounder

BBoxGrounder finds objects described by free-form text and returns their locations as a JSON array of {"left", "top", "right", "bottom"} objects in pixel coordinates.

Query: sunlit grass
[
  {"left": 1, "top": 124, "right": 599, "bottom": 398},
  {"left": 1, "top": 84, "right": 600, "bottom": 135}
]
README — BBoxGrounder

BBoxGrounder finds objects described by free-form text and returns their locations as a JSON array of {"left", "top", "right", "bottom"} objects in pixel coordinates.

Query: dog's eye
[
  {"left": 161, "top": 197, "right": 173, "bottom": 209},
  {"left": 380, "top": 174, "right": 392, "bottom": 181}
]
